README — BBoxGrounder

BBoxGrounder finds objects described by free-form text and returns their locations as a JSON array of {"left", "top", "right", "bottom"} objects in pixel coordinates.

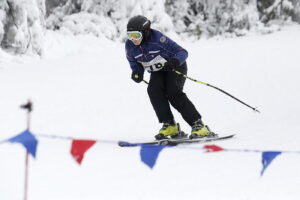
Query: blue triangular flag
[
  {"left": 140, "top": 145, "right": 166, "bottom": 169},
  {"left": 261, "top": 151, "right": 281, "bottom": 176},
  {"left": 8, "top": 130, "right": 38, "bottom": 158}
]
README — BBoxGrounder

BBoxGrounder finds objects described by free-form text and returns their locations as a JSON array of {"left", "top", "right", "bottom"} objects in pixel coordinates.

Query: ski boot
[
  {"left": 189, "top": 119, "right": 217, "bottom": 139},
  {"left": 155, "top": 121, "right": 187, "bottom": 140}
]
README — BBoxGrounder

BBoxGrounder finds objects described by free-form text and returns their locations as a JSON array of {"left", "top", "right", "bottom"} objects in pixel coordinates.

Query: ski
[{"left": 118, "top": 134, "right": 235, "bottom": 147}]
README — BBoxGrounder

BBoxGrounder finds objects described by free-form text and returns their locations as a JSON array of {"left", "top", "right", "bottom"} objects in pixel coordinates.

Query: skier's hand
[
  {"left": 131, "top": 71, "right": 143, "bottom": 83},
  {"left": 164, "top": 58, "right": 180, "bottom": 72}
]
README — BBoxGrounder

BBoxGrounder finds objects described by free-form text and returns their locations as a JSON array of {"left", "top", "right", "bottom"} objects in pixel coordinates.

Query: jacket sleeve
[
  {"left": 160, "top": 35, "right": 188, "bottom": 65},
  {"left": 125, "top": 44, "right": 145, "bottom": 73}
]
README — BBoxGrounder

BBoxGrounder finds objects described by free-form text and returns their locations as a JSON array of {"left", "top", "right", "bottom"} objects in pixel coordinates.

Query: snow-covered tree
[
  {"left": 1, "top": 0, "right": 300, "bottom": 55},
  {"left": 46, "top": 0, "right": 173, "bottom": 41},
  {"left": 0, "top": 1, "right": 8, "bottom": 46},
  {"left": 258, "top": 0, "right": 299, "bottom": 23},
  {"left": 293, "top": 0, "right": 300, "bottom": 22},
  {"left": 0, "top": 0, "right": 45, "bottom": 55},
  {"left": 45, "top": 0, "right": 68, "bottom": 16},
  {"left": 165, "top": 0, "right": 260, "bottom": 39}
]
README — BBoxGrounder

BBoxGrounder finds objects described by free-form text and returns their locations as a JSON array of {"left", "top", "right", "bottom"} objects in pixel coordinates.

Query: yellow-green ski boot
[
  {"left": 155, "top": 121, "right": 180, "bottom": 140},
  {"left": 189, "top": 119, "right": 215, "bottom": 139}
]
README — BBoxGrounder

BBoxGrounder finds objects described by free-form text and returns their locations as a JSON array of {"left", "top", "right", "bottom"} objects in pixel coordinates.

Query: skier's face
[{"left": 131, "top": 38, "right": 142, "bottom": 46}]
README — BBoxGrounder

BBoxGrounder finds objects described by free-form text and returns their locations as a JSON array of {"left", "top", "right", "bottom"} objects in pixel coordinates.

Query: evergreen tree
[
  {"left": 1, "top": 0, "right": 299, "bottom": 55},
  {"left": 0, "top": 0, "right": 45, "bottom": 55}
]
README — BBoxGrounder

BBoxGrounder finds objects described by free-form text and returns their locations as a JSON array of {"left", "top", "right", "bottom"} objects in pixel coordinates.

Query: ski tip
[
  {"left": 223, "top": 134, "right": 235, "bottom": 138},
  {"left": 224, "top": 134, "right": 236, "bottom": 140}
]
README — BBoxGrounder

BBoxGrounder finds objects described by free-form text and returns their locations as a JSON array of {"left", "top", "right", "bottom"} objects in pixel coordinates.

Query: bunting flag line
[
  {"left": 204, "top": 144, "right": 225, "bottom": 152},
  {"left": 8, "top": 130, "right": 38, "bottom": 158},
  {"left": 140, "top": 145, "right": 167, "bottom": 169},
  {"left": 1, "top": 131, "right": 300, "bottom": 176},
  {"left": 70, "top": 139, "right": 96, "bottom": 165},
  {"left": 260, "top": 151, "right": 282, "bottom": 176}
]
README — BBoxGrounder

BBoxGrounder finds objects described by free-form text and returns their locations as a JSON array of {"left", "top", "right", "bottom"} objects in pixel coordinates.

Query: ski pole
[
  {"left": 143, "top": 80, "right": 149, "bottom": 84},
  {"left": 173, "top": 70, "right": 260, "bottom": 113}
]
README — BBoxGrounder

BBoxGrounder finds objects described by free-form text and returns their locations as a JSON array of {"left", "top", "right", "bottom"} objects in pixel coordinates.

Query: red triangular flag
[
  {"left": 70, "top": 139, "right": 96, "bottom": 164},
  {"left": 204, "top": 145, "right": 224, "bottom": 152}
]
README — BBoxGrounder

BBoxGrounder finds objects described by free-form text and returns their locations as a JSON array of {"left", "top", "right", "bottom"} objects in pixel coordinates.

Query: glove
[
  {"left": 131, "top": 71, "right": 143, "bottom": 83},
  {"left": 163, "top": 58, "right": 180, "bottom": 72}
]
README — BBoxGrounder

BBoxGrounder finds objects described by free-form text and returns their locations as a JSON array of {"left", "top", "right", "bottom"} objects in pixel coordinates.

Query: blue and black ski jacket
[{"left": 125, "top": 29, "right": 188, "bottom": 73}]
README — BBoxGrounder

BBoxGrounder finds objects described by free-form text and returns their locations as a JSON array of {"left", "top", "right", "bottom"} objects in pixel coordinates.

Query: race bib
[{"left": 139, "top": 55, "right": 167, "bottom": 72}]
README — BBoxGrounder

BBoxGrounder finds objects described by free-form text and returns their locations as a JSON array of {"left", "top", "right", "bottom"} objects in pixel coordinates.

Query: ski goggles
[{"left": 127, "top": 31, "right": 143, "bottom": 40}]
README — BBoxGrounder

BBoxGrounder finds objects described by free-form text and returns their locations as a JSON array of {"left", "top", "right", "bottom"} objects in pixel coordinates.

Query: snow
[{"left": 1, "top": 25, "right": 300, "bottom": 200}]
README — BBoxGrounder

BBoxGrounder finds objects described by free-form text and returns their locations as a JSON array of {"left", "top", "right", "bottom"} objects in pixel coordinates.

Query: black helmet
[{"left": 127, "top": 15, "right": 151, "bottom": 39}]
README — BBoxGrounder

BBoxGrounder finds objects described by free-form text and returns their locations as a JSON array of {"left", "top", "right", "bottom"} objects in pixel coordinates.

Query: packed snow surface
[{"left": 1, "top": 26, "right": 300, "bottom": 200}]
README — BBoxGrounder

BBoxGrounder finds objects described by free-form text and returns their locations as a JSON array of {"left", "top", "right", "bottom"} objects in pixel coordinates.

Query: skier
[{"left": 125, "top": 15, "right": 212, "bottom": 140}]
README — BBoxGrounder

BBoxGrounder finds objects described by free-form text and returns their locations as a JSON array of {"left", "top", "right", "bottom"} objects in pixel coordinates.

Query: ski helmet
[{"left": 127, "top": 15, "right": 151, "bottom": 39}]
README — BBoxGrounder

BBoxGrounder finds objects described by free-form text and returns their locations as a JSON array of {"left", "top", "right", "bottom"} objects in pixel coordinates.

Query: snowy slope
[{"left": 1, "top": 26, "right": 300, "bottom": 200}]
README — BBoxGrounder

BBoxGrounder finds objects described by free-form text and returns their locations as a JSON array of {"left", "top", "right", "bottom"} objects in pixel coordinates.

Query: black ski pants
[{"left": 147, "top": 63, "right": 201, "bottom": 126}]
